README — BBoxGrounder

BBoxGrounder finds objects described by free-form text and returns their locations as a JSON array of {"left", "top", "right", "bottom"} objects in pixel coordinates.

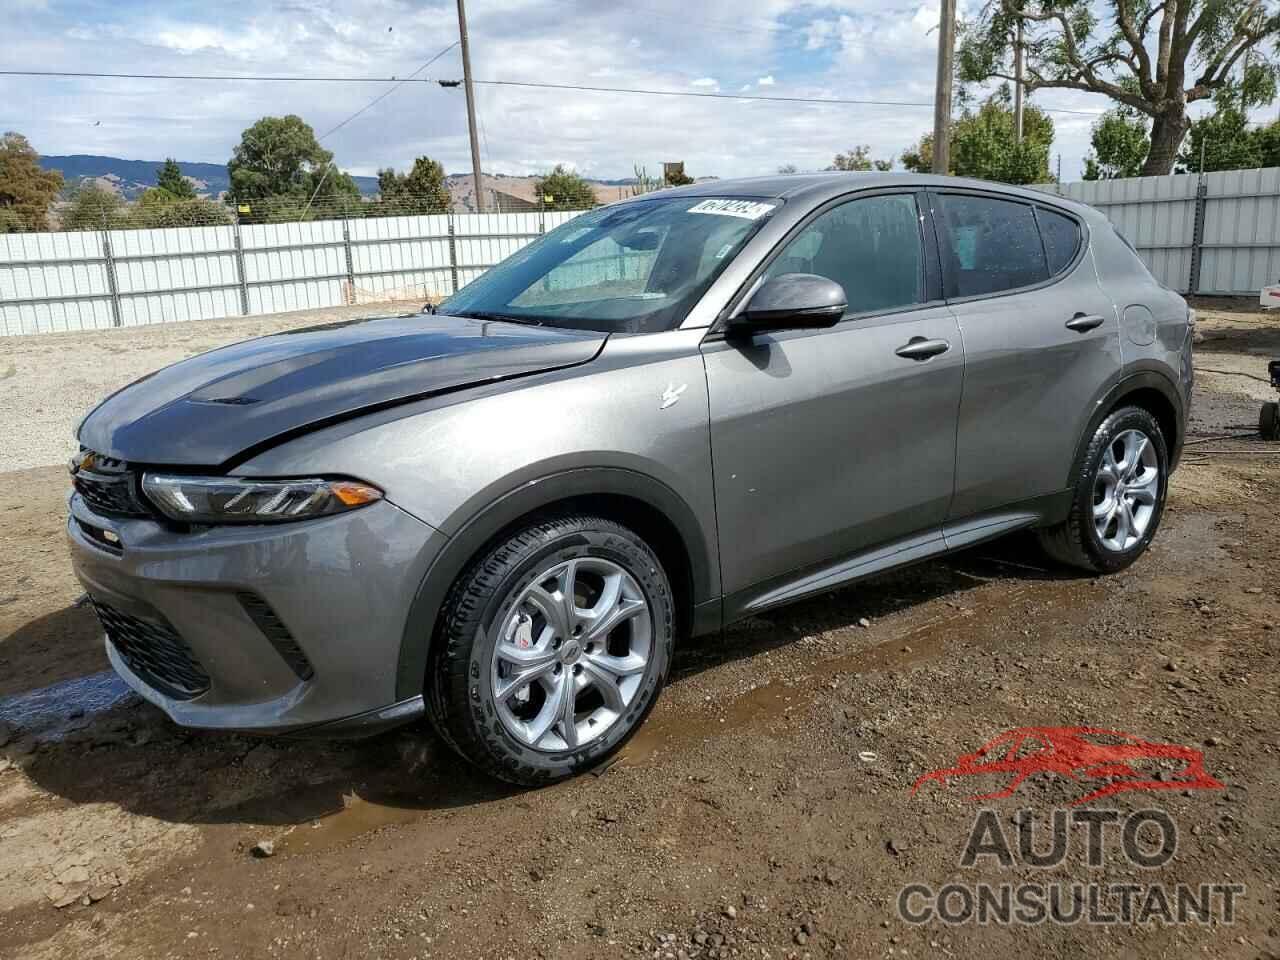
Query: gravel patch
[{"left": 0, "top": 302, "right": 424, "bottom": 472}]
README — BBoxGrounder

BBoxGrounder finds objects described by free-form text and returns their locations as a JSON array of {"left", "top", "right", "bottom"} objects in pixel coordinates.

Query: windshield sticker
[
  {"left": 713, "top": 243, "right": 734, "bottom": 260},
  {"left": 687, "top": 199, "right": 775, "bottom": 220}
]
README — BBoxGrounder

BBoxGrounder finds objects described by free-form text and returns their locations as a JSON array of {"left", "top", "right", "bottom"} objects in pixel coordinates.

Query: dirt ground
[
  {"left": 0, "top": 301, "right": 426, "bottom": 473},
  {"left": 1, "top": 301, "right": 1277, "bottom": 960}
]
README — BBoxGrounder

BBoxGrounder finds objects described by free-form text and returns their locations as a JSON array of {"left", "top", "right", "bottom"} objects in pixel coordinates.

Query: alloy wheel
[
  {"left": 1093, "top": 428, "right": 1160, "bottom": 553},
  {"left": 490, "top": 557, "right": 652, "bottom": 752}
]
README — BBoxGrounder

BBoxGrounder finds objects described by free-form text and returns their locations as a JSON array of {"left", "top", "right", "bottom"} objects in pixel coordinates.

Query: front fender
[{"left": 392, "top": 465, "right": 718, "bottom": 700}]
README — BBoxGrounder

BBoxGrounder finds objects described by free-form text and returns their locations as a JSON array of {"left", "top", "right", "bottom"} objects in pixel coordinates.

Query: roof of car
[{"left": 639, "top": 172, "right": 1092, "bottom": 214}]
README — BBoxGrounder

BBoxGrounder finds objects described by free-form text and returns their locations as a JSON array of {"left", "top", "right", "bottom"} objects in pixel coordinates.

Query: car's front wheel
[
  {"left": 426, "top": 514, "right": 674, "bottom": 785},
  {"left": 1038, "top": 406, "right": 1169, "bottom": 573}
]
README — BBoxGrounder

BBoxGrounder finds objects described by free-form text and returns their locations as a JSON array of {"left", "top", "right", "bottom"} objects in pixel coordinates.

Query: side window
[
  {"left": 1037, "top": 207, "right": 1082, "bottom": 275},
  {"left": 937, "top": 194, "right": 1048, "bottom": 297},
  {"left": 765, "top": 194, "right": 924, "bottom": 315}
]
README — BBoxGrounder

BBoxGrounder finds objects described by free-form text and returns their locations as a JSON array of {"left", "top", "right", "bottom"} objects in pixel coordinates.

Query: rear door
[
  {"left": 702, "top": 190, "right": 964, "bottom": 600},
  {"left": 931, "top": 190, "right": 1121, "bottom": 521}
]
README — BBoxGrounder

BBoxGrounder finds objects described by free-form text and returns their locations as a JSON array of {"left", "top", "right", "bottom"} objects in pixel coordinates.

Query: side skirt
[{"left": 718, "top": 495, "right": 1069, "bottom": 629}]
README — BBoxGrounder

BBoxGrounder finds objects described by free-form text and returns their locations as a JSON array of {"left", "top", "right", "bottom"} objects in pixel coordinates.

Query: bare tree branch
[{"left": 1115, "top": 0, "right": 1156, "bottom": 96}]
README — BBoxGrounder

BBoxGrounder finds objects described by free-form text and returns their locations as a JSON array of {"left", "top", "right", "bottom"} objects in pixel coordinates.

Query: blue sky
[{"left": 0, "top": 0, "right": 1157, "bottom": 182}]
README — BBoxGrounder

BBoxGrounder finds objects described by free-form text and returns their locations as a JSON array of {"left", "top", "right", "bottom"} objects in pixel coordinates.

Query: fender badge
[{"left": 660, "top": 383, "right": 687, "bottom": 410}]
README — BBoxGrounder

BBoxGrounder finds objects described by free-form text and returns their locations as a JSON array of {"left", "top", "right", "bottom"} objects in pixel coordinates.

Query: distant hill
[
  {"left": 38, "top": 155, "right": 646, "bottom": 209},
  {"left": 38, "top": 155, "right": 380, "bottom": 200}
]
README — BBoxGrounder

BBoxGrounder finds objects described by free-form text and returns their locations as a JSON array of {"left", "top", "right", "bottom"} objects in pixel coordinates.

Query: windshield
[{"left": 437, "top": 196, "right": 779, "bottom": 333}]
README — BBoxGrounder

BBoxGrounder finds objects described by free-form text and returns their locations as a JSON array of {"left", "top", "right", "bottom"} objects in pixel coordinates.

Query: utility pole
[
  {"left": 932, "top": 0, "right": 957, "bottom": 174},
  {"left": 455, "top": 0, "right": 486, "bottom": 214},
  {"left": 1013, "top": 18, "right": 1025, "bottom": 142}
]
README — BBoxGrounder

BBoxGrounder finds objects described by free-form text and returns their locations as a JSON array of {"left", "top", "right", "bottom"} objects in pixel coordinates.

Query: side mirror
[{"left": 729, "top": 273, "right": 847, "bottom": 335}]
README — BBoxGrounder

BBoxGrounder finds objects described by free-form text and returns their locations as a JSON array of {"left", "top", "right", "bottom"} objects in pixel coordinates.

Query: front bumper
[{"left": 68, "top": 492, "right": 446, "bottom": 735}]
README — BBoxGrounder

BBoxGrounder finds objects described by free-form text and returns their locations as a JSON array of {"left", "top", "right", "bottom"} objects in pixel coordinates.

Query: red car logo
[{"left": 912, "top": 726, "right": 1224, "bottom": 805}]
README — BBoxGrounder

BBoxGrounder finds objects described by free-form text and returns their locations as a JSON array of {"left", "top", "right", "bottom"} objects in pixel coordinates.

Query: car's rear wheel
[
  {"left": 1038, "top": 406, "right": 1169, "bottom": 573},
  {"left": 426, "top": 513, "right": 674, "bottom": 785}
]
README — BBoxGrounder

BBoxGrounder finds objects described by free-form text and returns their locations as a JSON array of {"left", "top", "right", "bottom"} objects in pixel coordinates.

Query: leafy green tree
[
  {"left": 156, "top": 158, "right": 197, "bottom": 199},
  {"left": 62, "top": 182, "right": 127, "bottom": 231},
  {"left": 226, "top": 115, "right": 360, "bottom": 207},
  {"left": 664, "top": 166, "right": 694, "bottom": 186},
  {"left": 827, "top": 146, "right": 893, "bottom": 171},
  {"left": 376, "top": 156, "right": 451, "bottom": 213},
  {"left": 1175, "top": 100, "right": 1272, "bottom": 172},
  {"left": 1083, "top": 108, "right": 1150, "bottom": 180},
  {"left": 902, "top": 91, "right": 1054, "bottom": 184},
  {"left": 0, "top": 131, "right": 63, "bottom": 231},
  {"left": 133, "top": 188, "right": 231, "bottom": 227},
  {"left": 535, "top": 165, "right": 598, "bottom": 209},
  {"left": 959, "top": 0, "right": 1280, "bottom": 176}
]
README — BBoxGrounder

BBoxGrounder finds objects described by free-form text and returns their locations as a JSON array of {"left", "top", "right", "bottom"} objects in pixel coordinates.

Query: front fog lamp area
[{"left": 140, "top": 474, "right": 383, "bottom": 524}]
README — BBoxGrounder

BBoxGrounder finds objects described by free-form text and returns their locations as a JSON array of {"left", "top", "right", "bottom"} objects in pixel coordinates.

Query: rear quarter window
[{"left": 1036, "top": 207, "right": 1083, "bottom": 275}]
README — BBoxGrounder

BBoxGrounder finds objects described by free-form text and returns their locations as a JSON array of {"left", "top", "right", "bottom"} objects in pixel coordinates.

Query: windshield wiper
[{"left": 446, "top": 310, "right": 543, "bottom": 326}]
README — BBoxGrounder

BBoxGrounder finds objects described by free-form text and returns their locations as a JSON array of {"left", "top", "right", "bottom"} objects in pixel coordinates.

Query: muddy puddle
[
  {"left": 271, "top": 603, "right": 996, "bottom": 856},
  {"left": 0, "top": 670, "right": 135, "bottom": 743}
]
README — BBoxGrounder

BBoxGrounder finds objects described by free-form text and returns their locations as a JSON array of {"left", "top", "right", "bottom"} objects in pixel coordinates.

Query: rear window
[
  {"left": 936, "top": 194, "right": 1049, "bottom": 297},
  {"left": 1037, "top": 206, "right": 1082, "bottom": 275}
]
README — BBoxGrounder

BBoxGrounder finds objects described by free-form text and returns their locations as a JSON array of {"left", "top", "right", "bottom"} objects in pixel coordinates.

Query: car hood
[{"left": 77, "top": 313, "right": 607, "bottom": 467}]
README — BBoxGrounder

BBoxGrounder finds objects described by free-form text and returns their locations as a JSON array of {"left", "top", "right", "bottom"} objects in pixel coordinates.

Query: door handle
[
  {"left": 895, "top": 337, "right": 951, "bottom": 361},
  {"left": 1065, "top": 312, "right": 1106, "bottom": 332}
]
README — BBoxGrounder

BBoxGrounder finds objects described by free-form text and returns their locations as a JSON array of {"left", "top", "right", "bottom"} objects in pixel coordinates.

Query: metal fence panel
[
  {"left": 1039, "top": 167, "right": 1280, "bottom": 294},
  {"left": 1043, "top": 173, "right": 1200, "bottom": 292},
  {"left": 0, "top": 230, "right": 112, "bottom": 335},
  {"left": 1198, "top": 167, "right": 1280, "bottom": 295},
  {"left": 349, "top": 214, "right": 455, "bottom": 301},
  {"left": 0, "top": 207, "right": 600, "bottom": 335}
]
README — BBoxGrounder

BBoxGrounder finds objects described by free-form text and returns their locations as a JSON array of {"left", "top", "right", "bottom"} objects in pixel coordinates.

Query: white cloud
[{"left": 4, "top": 0, "right": 1107, "bottom": 181}]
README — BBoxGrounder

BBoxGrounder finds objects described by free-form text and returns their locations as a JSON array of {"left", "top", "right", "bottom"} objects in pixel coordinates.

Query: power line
[
  {"left": 0, "top": 68, "right": 1104, "bottom": 116},
  {"left": 302, "top": 43, "right": 458, "bottom": 218},
  {"left": 467, "top": 77, "right": 1104, "bottom": 117},
  {"left": 318, "top": 42, "right": 458, "bottom": 141}
]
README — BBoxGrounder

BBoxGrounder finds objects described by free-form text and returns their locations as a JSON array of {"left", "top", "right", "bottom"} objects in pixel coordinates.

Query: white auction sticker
[{"left": 687, "top": 199, "right": 775, "bottom": 220}]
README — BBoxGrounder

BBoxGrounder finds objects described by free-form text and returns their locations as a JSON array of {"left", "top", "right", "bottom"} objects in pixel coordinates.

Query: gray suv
[{"left": 67, "top": 174, "right": 1193, "bottom": 784}]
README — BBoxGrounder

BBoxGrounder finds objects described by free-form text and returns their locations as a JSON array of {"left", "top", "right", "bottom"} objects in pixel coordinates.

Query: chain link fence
[{"left": 1, "top": 195, "right": 598, "bottom": 335}]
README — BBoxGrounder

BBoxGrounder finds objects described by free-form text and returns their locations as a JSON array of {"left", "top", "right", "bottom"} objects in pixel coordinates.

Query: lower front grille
[{"left": 91, "top": 599, "right": 211, "bottom": 700}]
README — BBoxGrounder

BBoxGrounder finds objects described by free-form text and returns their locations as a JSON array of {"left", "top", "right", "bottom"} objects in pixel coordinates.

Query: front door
[{"left": 702, "top": 192, "right": 964, "bottom": 600}]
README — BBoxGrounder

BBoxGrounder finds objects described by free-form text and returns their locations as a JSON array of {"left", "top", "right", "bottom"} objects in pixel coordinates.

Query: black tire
[
  {"left": 1037, "top": 406, "right": 1169, "bottom": 574},
  {"left": 1261, "top": 401, "right": 1280, "bottom": 441},
  {"left": 426, "top": 513, "right": 674, "bottom": 786}
]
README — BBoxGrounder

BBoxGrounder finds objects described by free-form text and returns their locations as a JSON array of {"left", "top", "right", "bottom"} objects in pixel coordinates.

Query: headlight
[{"left": 140, "top": 474, "right": 383, "bottom": 525}]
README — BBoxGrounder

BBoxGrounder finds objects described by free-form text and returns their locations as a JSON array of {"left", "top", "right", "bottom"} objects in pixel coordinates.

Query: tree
[
  {"left": 664, "top": 166, "right": 694, "bottom": 186},
  {"left": 133, "top": 188, "right": 232, "bottom": 227},
  {"left": 1083, "top": 108, "right": 1150, "bottom": 179},
  {"left": 156, "top": 158, "right": 197, "bottom": 200},
  {"left": 535, "top": 165, "right": 598, "bottom": 209},
  {"left": 959, "top": 0, "right": 1280, "bottom": 176},
  {"left": 62, "top": 182, "right": 127, "bottom": 231},
  {"left": 227, "top": 115, "right": 360, "bottom": 208},
  {"left": 1175, "top": 100, "right": 1270, "bottom": 171},
  {"left": 777, "top": 163, "right": 799, "bottom": 174},
  {"left": 827, "top": 145, "right": 893, "bottom": 171},
  {"left": 376, "top": 156, "right": 451, "bottom": 213},
  {"left": 901, "top": 91, "right": 1054, "bottom": 184},
  {"left": 0, "top": 132, "right": 63, "bottom": 231}
]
